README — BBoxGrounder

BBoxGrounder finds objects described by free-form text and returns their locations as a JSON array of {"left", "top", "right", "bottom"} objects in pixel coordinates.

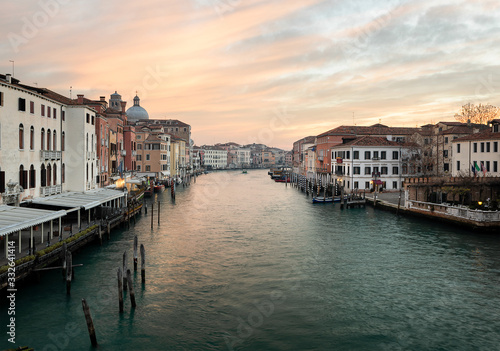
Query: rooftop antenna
[
  {"left": 70, "top": 86, "right": 72, "bottom": 99},
  {"left": 9, "top": 60, "right": 14, "bottom": 76}
]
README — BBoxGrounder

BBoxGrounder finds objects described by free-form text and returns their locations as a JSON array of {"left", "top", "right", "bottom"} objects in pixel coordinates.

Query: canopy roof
[
  {"left": 30, "top": 189, "right": 126, "bottom": 210},
  {"left": 0, "top": 205, "right": 66, "bottom": 237}
]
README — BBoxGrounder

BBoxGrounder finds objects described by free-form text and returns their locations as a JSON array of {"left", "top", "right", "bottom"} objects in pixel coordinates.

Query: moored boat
[{"left": 154, "top": 184, "right": 165, "bottom": 193}]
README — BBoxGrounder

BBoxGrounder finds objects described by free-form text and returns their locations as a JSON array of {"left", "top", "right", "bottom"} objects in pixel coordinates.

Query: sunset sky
[{"left": 2, "top": 0, "right": 500, "bottom": 149}]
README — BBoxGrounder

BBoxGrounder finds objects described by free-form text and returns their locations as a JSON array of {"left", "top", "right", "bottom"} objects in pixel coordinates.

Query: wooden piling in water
[
  {"left": 82, "top": 298, "right": 98, "bottom": 347},
  {"left": 127, "top": 269, "right": 136, "bottom": 308},
  {"left": 140, "top": 244, "right": 145, "bottom": 284},
  {"left": 117, "top": 268, "right": 124, "bottom": 313},
  {"left": 123, "top": 251, "right": 128, "bottom": 291},
  {"left": 133, "top": 236, "right": 138, "bottom": 271},
  {"left": 66, "top": 251, "right": 72, "bottom": 295},
  {"left": 151, "top": 201, "right": 154, "bottom": 229},
  {"left": 61, "top": 242, "right": 67, "bottom": 278}
]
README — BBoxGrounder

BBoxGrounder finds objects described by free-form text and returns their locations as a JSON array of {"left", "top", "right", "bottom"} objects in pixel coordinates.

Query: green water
[{"left": 2, "top": 170, "right": 500, "bottom": 350}]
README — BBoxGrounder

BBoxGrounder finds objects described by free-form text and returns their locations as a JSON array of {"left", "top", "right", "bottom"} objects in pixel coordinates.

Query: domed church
[{"left": 126, "top": 94, "right": 149, "bottom": 123}]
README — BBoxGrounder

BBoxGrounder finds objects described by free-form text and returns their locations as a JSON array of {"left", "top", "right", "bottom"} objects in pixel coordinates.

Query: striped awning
[{"left": 0, "top": 205, "right": 66, "bottom": 237}]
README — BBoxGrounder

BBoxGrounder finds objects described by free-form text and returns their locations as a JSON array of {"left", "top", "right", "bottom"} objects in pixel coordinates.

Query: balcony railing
[
  {"left": 40, "top": 150, "right": 62, "bottom": 161},
  {"left": 39, "top": 184, "right": 62, "bottom": 196},
  {"left": 121, "top": 150, "right": 127, "bottom": 156}
]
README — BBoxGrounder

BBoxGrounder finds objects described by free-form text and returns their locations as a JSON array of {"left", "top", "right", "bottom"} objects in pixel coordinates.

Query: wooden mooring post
[
  {"left": 151, "top": 201, "right": 154, "bottom": 229},
  {"left": 82, "top": 298, "right": 98, "bottom": 347},
  {"left": 117, "top": 268, "right": 124, "bottom": 313},
  {"left": 133, "top": 236, "right": 138, "bottom": 271},
  {"left": 123, "top": 251, "right": 128, "bottom": 291},
  {"left": 140, "top": 244, "right": 145, "bottom": 284},
  {"left": 126, "top": 269, "right": 136, "bottom": 308},
  {"left": 66, "top": 251, "right": 72, "bottom": 295}
]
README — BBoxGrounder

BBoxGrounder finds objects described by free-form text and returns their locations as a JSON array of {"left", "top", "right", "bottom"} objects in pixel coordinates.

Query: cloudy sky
[{"left": 1, "top": 0, "right": 500, "bottom": 149}]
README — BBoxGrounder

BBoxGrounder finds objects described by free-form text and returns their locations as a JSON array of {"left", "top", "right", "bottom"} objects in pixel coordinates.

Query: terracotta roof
[
  {"left": 334, "top": 136, "right": 404, "bottom": 147},
  {"left": 437, "top": 121, "right": 463, "bottom": 126},
  {"left": 452, "top": 130, "right": 500, "bottom": 142},
  {"left": 441, "top": 125, "right": 487, "bottom": 135},
  {"left": 317, "top": 124, "right": 419, "bottom": 138}
]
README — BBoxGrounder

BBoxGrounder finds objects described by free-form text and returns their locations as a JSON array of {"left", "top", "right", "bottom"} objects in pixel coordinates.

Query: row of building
[
  {"left": 194, "top": 143, "right": 290, "bottom": 170},
  {"left": 292, "top": 120, "right": 500, "bottom": 193},
  {"left": 0, "top": 73, "right": 195, "bottom": 205}
]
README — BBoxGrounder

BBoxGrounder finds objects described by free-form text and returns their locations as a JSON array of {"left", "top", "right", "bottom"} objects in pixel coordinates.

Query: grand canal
[{"left": 3, "top": 170, "right": 500, "bottom": 350}]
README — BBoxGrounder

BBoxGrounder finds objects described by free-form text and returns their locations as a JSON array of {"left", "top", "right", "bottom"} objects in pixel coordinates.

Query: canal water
[{"left": 3, "top": 170, "right": 500, "bottom": 350}]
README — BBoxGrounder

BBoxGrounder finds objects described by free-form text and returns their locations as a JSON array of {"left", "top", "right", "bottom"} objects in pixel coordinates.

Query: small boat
[
  {"left": 274, "top": 177, "right": 290, "bottom": 183},
  {"left": 144, "top": 188, "right": 153, "bottom": 197},
  {"left": 154, "top": 184, "right": 165, "bottom": 193},
  {"left": 312, "top": 196, "right": 334, "bottom": 203},
  {"left": 242, "top": 170, "right": 248, "bottom": 174}
]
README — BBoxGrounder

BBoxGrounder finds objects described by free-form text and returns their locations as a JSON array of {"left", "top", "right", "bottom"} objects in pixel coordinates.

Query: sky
[{"left": 1, "top": 0, "right": 500, "bottom": 150}]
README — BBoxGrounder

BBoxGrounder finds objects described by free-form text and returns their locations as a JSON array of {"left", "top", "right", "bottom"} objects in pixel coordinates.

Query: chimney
[
  {"left": 6, "top": 74, "right": 11, "bottom": 83},
  {"left": 77, "top": 94, "right": 84, "bottom": 104},
  {"left": 120, "top": 101, "right": 127, "bottom": 113},
  {"left": 100, "top": 96, "right": 105, "bottom": 101}
]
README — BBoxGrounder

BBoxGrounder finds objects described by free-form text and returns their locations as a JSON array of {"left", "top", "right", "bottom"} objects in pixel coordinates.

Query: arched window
[
  {"left": 53, "top": 130, "right": 57, "bottom": 150},
  {"left": 40, "top": 164, "right": 46, "bottom": 187},
  {"left": 53, "top": 163, "right": 57, "bottom": 184},
  {"left": 47, "top": 129, "right": 51, "bottom": 151},
  {"left": 30, "top": 126, "right": 34, "bottom": 150},
  {"left": 62, "top": 132, "right": 65, "bottom": 151},
  {"left": 86, "top": 163, "right": 89, "bottom": 182},
  {"left": 29, "top": 165, "right": 35, "bottom": 188},
  {"left": 41, "top": 128, "right": 45, "bottom": 150},
  {"left": 47, "top": 164, "right": 52, "bottom": 186},
  {"left": 19, "top": 124, "right": 24, "bottom": 149}
]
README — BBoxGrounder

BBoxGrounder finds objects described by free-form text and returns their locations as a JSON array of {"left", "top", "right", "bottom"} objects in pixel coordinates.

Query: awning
[
  {"left": 30, "top": 189, "right": 126, "bottom": 210},
  {"left": 373, "top": 179, "right": 383, "bottom": 185},
  {"left": 0, "top": 205, "right": 67, "bottom": 237}
]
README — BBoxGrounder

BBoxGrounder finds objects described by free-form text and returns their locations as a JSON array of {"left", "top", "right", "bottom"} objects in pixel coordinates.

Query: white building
[
  {"left": 451, "top": 120, "right": 500, "bottom": 177},
  {"left": 202, "top": 146, "right": 228, "bottom": 169},
  {"left": 0, "top": 74, "right": 65, "bottom": 203},
  {"left": 330, "top": 136, "right": 409, "bottom": 192}
]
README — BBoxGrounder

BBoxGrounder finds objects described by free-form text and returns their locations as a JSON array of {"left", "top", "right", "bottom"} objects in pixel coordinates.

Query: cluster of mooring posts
[
  {"left": 288, "top": 172, "right": 366, "bottom": 209},
  {"left": 81, "top": 235, "right": 147, "bottom": 347}
]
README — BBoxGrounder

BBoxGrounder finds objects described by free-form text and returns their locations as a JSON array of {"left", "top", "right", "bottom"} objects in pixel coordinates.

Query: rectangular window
[
  {"left": 62, "top": 110, "right": 65, "bottom": 121},
  {"left": 136, "top": 155, "right": 142, "bottom": 161},
  {"left": 365, "top": 151, "right": 371, "bottom": 160},
  {"left": 41, "top": 104, "right": 45, "bottom": 116},
  {"left": 30, "top": 101, "right": 34, "bottom": 114},
  {"left": 494, "top": 161, "right": 498, "bottom": 173},
  {"left": 354, "top": 181, "right": 358, "bottom": 189},
  {"left": 444, "top": 163, "right": 449, "bottom": 172},
  {"left": 486, "top": 142, "right": 490, "bottom": 152},
  {"left": 381, "top": 167, "right": 388, "bottom": 175},
  {"left": 444, "top": 137, "right": 448, "bottom": 144},
  {"left": 392, "top": 151, "right": 399, "bottom": 160},
  {"left": 137, "top": 165, "right": 141, "bottom": 171},
  {"left": 353, "top": 151, "right": 359, "bottom": 159},
  {"left": 0, "top": 91, "right": 3, "bottom": 106},
  {"left": 457, "top": 144, "right": 461, "bottom": 153},
  {"left": 392, "top": 166, "right": 399, "bottom": 174},
  {"left": 346, "top": 151, "right": 350, "bottom": 160},
  {"left": 47, "top": 107, "right": 51, "bottom": 118},
  {"left": 146, "top": 154, "right": 150, "bottom": 161},
  {"left": 443, "top": 150, "right": 448, "bottom": 158},
  {"left": 0, "top": 171, "right": 5, "bottom": 193},
  {"left": 393, "top": 181, "right": 397, "bottom": 189},
  {"left": 380, "top": 151, "right": 386, "bottom": 160},
  {"left": 365, "top": 181, "right": 370, "bottom": 189},
  {"left": 353, "top": 167, "right": 360, "bottom": 174},
  {"left": 364, "top": 167, "right": 371, "bottom": 175},
  {"left": 486, "top": 161, "right": 490, "bottom": 172},
  {"left": 457, "top": 161, "right": 460, "bottom": 171},
  {"left": 481, "top": 142, "right": 485, "bottom": 152},
  {"left": 18, "top": 98, "right": 26, "bottom": 111},
  {"left": 473, "top": 143, "right": 477, "bottom": 153},
  {"left": 373, "top": 151, "right": 379, "bottom": 159},
  {"left": 373, "top": 166, "right": 379, "bottom": 174},
  {"left": 86, "top": 113, "right": 90, "bottom": 123},
  {"left": 494, "top": 142, "right": 498, "bottom": 152},
  {"left": 53, "top": 108, "right": 57, "bottom": 119},
  {"left": 145, "top": 165, "right": 151, "bottom": 171}
]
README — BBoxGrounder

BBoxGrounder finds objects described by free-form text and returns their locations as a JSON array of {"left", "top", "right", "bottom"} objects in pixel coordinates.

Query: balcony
[
  {"left": 132, "top": 150, "right": 137, "bottom": 156},
  {"left": 317, "top": 156, "right": 324, "bottom": 161},
  {"left": 40, "top": 150, "right": 62, "bottom": 161},
  {"left": 39, "top": 184, "right": 62, "bottom": 197},
  {"left": 121, "top": 150, "right": 127, "bottom": 156},
  {"left": 372, "top": 157, "right": 379, "bottom": 160}
]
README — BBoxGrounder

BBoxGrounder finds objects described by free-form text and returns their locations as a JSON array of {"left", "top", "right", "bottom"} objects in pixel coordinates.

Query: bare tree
[{"left": 454, "top": 103, "right": 499, "bottom": 124}]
